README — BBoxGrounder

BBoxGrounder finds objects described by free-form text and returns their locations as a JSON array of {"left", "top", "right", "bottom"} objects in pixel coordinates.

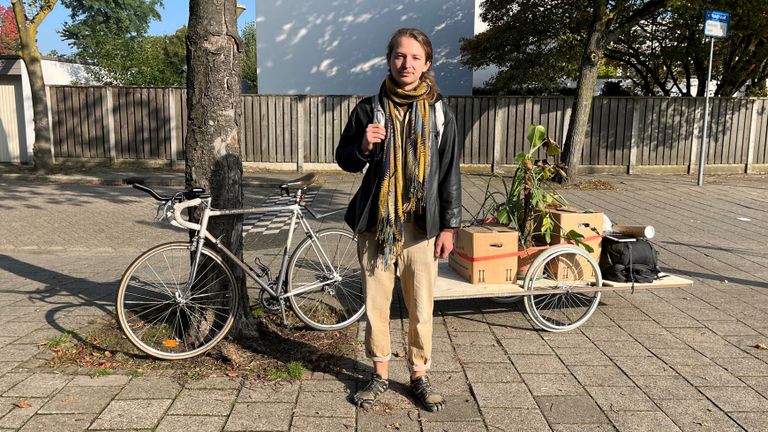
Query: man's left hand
[{"left": 434, "top": 229, "right": 456, "bottom": 259}]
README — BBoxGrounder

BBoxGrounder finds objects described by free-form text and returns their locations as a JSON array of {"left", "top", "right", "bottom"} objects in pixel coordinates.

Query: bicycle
[{"left": 116, "top": 173, "right": 365, "bottom": 360}]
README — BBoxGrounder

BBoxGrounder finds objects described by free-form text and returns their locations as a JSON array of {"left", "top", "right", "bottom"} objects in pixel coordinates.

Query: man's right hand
[{"left": 362, "top": 124, "right": 386, "bottom": 155}]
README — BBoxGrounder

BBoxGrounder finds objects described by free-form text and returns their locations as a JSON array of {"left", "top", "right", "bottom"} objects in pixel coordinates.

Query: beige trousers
[{"left": 357, "top": 222, "right": 438, "bottom": 372}]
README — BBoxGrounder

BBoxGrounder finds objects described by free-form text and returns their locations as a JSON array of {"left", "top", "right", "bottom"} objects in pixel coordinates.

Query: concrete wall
[{"left": 255, "top": 0, "right": 475, "bottom": 95}]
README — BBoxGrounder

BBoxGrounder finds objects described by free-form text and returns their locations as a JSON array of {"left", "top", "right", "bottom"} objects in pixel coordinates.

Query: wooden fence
[{"left": 46, "top": 86, "right": 768, "bottom": 173}]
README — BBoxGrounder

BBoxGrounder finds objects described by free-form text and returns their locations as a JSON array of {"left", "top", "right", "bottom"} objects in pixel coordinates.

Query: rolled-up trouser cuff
[
  {"left": 369, "top": 354, "right": 391, "bottom": 362},
  {"left": 409, "top": 359, "right": 432, "bottom": 372}
]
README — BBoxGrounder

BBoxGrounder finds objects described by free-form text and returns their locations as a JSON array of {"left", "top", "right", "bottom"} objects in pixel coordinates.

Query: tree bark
[
  {"left": 563, "top": 3, "right": 608, "bottom": 183},
  {"left": 185, "top": 0, "right": 253, "bottom": 335},
  {"left": 11, "top": 0, "right": 56, "bottom": 171}
]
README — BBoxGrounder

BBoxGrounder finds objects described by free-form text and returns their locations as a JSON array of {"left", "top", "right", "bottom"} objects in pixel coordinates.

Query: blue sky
[{"left": 1, "top": 1, "right": 256, "bottom": 56}]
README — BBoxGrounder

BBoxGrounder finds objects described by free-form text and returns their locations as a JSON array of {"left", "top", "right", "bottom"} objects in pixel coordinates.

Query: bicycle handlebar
[{"left": 130, "top": 182, "right": 208, "bottom": 202}]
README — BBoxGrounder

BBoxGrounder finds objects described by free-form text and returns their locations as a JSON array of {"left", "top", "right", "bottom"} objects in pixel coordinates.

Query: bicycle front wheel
[
  {"left": 523, "top": 244, "right": 602, "bottom": 332},
  {"left": 286, "top": 229, "right": 364, "bottom": 330},
  {"left": 116, "top": 242, "right": 238, "bottom": 359}
]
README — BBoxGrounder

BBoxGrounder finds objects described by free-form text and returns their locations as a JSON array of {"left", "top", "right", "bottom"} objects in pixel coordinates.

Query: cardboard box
[
  {"left": 545, "top": 207, "right": 604, "bottom": 280},
  {"left": 449, "top": 225, "right": 519, "bottom": 284}
]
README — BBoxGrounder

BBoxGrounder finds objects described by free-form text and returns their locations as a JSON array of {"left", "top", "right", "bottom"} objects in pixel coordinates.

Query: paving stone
[
  {"left": 731, "top": 412, "right": 768, "bottom": 432},
  {"left": 39, "top": 386, "right": 120, "bottom": 414},
  {"left": 0, "top": 344, "right": 40, "bottom": 362},
  {"left": 449, "top": 331, "right": 499, "bottom": 346},
  {"left": 418, "top": 394, "right": 482, "bottom": 421},
  {"left": 586, "top": 386, "right": 657, "bottom": 412},
  {"left": 224, "top": 402, "right": 293, "bottom": 431},
  {"left": 569, "top": 365, "right": 634, "bottom": 387},
  {"left": 471, "top": 382, "right": 536, "bottom": 409},
  {"left": 541, "top": 333, "right": 593, "bottom": 348},
  {"left": 656, "top": 399, "right": 743, "bottom": 432},
  {"left": 294, "top": 391, "right": 355, "bottom": 417},
  {"left": 510, "top": 355, "right": 568, "bottom": 374},
  {"left": 702, "top": 320, "right": 759, "bottom": 336},
  {"left": 89, "top": 399, "right": 172, "bottom": 430},
  {"left": 68, "top": 375, "right": 131, "bottom": 387},
  {"left": 421, "top": 420, "right": 487, "bottom": 432},
  {"left": 711, "top": 356, "right": 768, "bottom": 377},
  {"left": 522, "top": 374, "right": 586, "bottom": 397},
  {"left": 632, "top": 333, "right": 686, "bottom": 350},
  {"left": 499, "top": 337, "right": 555, "bottom": 355},
  {"left": 17, "top": 413, "right": 97, "bottom": 432},
  {"left": 534, "top": 395, "right": 608, "bottom": 425},
  {"left": 0, "top": 398, "right": 46, "bottom": 429},
  {"left": 115, "top": 376, "right": 181, "bottom": 400},
  {"left": 0, "top": 321, "right": 44, "bottom": 337},
  {"left": 581, "top": 325, "right": 634, "bottom": 342},
  {"left": 427, "top": 372, "right": 473, "bottom": 397},
  {"left": 651, "top": 348, "right": 715, "bottom": 367},
  {"left": 167, "top": 389, "right": 237, "bottom": 416},
  {"left": 482, "top": 407, "right": 551, "bottom": 432},
  {"left": 617, "top": 320, "right": 669, "bottom": 335},
  {"left": 428, "top": 351, "right": 463, "bottom": 372},
  {"left": 742, "top": 377, "right": 768, "bottom": 399},
  {"left": 611, "top": 356, "right": 676, "bottom": 376},
  {"left": 138, "top": 413, "right": 222, "bottom": 432},
  {"left": 690, "top": 342, "right": 752, "bottom": 358},
  {"left": 463, "top": 362, "right": 521, "bottom": 383},
  {"left": 698, "top": 386, "right": 768, "bottom": 412},
  {"left": 300, "top": 378, "right": 356, "bottom": 394},
  {"left": 0, "top": 362, "right": 17, "bottom": 376},
  {"left": 592, "top": 340, "right": 652, "bottom": 357},
  {"left": 632, "top": 375, "right": 704, "bottom": 401},
  {"left": 357, "top": 408, "right": 419, "bottom": 432},
  {"left": 553, "top": 347, "right": 612, "bottom": 366},
  {"left": 673, "top": 365, "right": 745, "bottom": 387},
  {"left": 183, "top": 376, "right": 240, "bottom": 389},
  {"left": 3, "top": 373, "right": 71, "bottom": 398},
  {"left": 291, "top": 416, "right": 357, "bottom": 432},
  {"left": 0, "top": 372, "right": 30, "bottom": 394},
  {"left": 444, "top": 316, "right": 491, "bottom": 332},
  {"left": 606, "top": 410, "right": 681, "bottom": 432},
  {"left": 550, "top": 425, "right": 616, "bottom": 432},
  {"left": 455, "top": 344, "right": 509, "bottom": 363}
]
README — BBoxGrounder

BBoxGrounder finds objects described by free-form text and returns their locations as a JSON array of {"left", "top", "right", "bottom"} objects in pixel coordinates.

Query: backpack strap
[{"left": 372, "top": 95, "right": 445, "bottom": 148}]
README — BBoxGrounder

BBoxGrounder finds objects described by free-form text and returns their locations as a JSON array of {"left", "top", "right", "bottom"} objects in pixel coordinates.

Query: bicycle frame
[{"left": 170, "top": 189, "right": 343, "bottom": 327}]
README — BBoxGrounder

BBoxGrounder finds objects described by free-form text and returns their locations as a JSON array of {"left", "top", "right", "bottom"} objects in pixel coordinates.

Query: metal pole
[{"left": 697, "top": 37, "right": 715, "bottom": 186}]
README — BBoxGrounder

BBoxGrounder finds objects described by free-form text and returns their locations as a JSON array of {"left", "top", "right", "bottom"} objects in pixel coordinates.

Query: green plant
[
  {"left": 266, "top": 361, "right": 305, "bottom": 381},
  {"left": 44, "top": 332, "right": 74, "bottom": 348},
  {"left": 93, "top": 367, "right": 113, "bottom": 377}
]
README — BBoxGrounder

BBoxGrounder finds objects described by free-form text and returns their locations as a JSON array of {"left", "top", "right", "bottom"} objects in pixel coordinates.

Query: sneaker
[
  {"left": 352, "top": 373, "right": 389, "bottom": 409},
  {"left": 410, "top": 375, "right": 446, "bottom": 412}
]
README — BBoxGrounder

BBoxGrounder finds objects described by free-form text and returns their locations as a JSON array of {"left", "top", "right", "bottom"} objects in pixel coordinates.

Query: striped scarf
[{"left": 376, "top": 76, "right": 432, "bottom": 265}]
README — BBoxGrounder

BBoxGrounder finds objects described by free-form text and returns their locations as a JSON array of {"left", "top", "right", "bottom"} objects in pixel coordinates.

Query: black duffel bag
[{"left": 600, "top": 238, "right": 660, "bottom": 283}]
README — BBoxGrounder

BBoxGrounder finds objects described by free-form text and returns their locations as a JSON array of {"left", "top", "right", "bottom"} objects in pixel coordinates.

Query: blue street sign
[{"left": 704, "top": 10, "right": 730, "bottom": 38}]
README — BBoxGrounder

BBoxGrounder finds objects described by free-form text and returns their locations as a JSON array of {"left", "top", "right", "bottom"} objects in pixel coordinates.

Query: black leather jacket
[{"left": 335, "top": 95, "right": 462, "bottom": 238}]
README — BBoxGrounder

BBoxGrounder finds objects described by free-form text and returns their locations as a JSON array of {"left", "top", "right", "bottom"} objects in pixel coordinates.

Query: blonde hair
[{"left": 386, "top": 28, "right": 439, "bottom": 102}]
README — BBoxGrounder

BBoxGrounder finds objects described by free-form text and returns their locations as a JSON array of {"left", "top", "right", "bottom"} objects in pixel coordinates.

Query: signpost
[{"left": 698, "top": 10, "right": 730, "bottom": 186}]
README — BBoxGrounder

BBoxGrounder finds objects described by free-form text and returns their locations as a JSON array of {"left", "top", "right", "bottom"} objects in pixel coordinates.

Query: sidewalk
[{"left": 1, "top": 170, "right": 767, "bottom": 431}]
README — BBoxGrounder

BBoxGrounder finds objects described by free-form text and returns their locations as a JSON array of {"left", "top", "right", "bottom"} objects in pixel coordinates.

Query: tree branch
[{"left": 605, "top": 0, "right": 667, "bottom": 46}]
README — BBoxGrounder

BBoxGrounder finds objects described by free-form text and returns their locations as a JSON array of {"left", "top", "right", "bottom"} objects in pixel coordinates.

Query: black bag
[{"left": 600, "top": 238, "right": 660, "bottom": 283}]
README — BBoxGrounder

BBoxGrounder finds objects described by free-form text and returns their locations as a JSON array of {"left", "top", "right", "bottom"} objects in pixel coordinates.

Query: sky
[{"left": 1, "top": 1, "right": 256, "bottom": 56}]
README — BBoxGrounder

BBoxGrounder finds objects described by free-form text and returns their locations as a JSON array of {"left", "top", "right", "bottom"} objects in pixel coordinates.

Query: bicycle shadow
[{"left": 0, "top": 254, "right": 117, "bottom": 348}]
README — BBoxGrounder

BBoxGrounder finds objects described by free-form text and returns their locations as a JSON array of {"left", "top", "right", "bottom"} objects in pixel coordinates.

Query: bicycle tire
[
  {"left": 116, "top": 242, "right": 238, "bottom": 359},
  {"left": 286, "top": 229, "right": 365, "bottom": 331},
  {"left": 523, "top": 244, "right": 602, "bottom": 332}
]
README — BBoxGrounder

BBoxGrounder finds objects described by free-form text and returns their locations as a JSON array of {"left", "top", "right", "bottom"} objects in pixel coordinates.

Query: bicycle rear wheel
[
  {"left": 523, "top": 245, "right": 602, "bottom": 332},
  {"left": 116, "top": 242, "right": 238, "bottom": 359},
  {"left": 286, "top": 229, "right": 364, "bottom": 330}
]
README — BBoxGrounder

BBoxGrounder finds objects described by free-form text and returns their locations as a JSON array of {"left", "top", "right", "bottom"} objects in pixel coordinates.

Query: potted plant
[{"left": 475, "top": 124, "right": 592, "bottom": 275}]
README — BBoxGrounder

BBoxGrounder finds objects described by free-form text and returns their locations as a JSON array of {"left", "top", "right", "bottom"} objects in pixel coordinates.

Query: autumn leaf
[{"left": 14, "top": 400, "right": 32, "bottom": 409}]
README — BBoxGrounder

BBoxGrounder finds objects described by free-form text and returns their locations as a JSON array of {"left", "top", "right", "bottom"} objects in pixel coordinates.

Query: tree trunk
[
  {"left": 12, "top": 0, "right": 55, "bottom": 171},
  {"left": 563, "top": 5, "right": 608, "bottom": 184},
  {"left": 185, "top": 0, "right": 253, "bottom": 336}
]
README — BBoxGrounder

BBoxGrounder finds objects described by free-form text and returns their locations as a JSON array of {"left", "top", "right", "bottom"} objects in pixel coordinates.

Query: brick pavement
[{"left": 0, "top": 171, "right": 767, "bottom": 431}]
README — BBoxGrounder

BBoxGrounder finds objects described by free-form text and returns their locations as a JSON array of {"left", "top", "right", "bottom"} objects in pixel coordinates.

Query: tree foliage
[
  {"left": 0, "top": 5, "right": 20, "bottom": 54},
  {"left": 58, "top": 0, "right": 188, "bottom": 85},
  {"left": 463, "top": 0, "right": 768, "bottom": 97},
  {"left": 241, "top": 20, "right": 257, "bottom": 92}
]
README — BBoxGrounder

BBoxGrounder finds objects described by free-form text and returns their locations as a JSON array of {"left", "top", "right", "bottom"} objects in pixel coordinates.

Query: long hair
[{"left": 386, "top": 28, "right": 439, "bottom": 102}]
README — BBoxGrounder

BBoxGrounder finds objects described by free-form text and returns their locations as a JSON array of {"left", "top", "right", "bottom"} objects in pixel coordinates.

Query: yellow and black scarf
[{"left": 376, "top": 76, "right": 432, "bottom": 264}]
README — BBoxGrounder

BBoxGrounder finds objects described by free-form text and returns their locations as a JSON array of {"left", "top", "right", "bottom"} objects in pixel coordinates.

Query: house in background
[
  {"left": 255, "top": 0, "right": 493, "bottom": 95},
  {"left": 0, "top": 55, "right": 96, "bottom": 164}
]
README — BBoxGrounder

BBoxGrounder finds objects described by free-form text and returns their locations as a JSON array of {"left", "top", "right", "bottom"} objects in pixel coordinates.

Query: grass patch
[
  {"left": 266, "top": 361, "right": 305, "bottom": 381},
  {"left": 44, "top": 332, "right": 75, "bottom": 348},
  {"left": 93, "top": 367, "right": 113, "bottom": 377}
]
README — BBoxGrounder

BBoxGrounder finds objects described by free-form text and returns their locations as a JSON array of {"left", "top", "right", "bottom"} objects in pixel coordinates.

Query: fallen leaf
[
  {"left": 104, "top": 351, "right": 112, "bottom": 358},
  {"left": 14, "top": 400, "right": 32, "bottom": 409},
  {"left": 394, "top": 351, "right": 404, "bottom": 358},
  {"left": 385, "top": 423, "right": 401, "bottom": 430},
  {"left": 721, "top": 279, "right": 728, "bottom": 284},
  {"left": 755, "top": 343, "right": 768, "bottom": 350}
]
